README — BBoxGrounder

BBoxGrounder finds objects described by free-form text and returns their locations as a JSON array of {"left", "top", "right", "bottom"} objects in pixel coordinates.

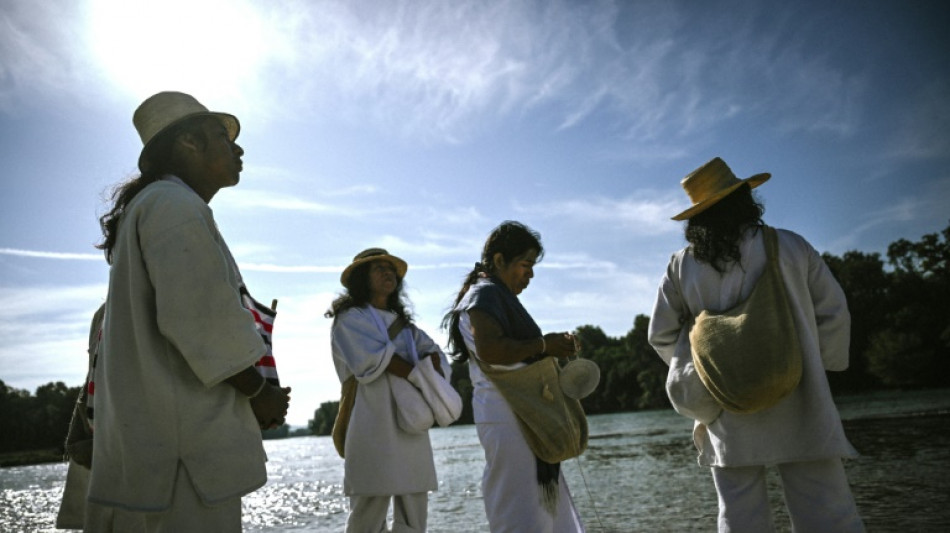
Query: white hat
[{"left": 133, "top": 91, "right": 239, "bottom": 172}]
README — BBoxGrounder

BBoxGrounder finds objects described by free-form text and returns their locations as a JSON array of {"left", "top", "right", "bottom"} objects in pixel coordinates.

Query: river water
[{"left": 2, "top": 388, "right": 949, "bottom": 532}]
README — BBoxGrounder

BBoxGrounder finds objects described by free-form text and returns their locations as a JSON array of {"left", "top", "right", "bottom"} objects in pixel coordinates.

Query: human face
[
  {"left": 368, "top": 260, "right": 399, "bottom": 306},
  {"left": 494, "top": 249, "right": 538, "bottom": 296},
  {"left": 193, "top": 118, "right": 244, "bottom": 198}
]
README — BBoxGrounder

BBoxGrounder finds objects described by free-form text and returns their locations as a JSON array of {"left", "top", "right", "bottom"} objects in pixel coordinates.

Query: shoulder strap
[
  {"left": 763, "top": 226, "right": 779, "bottom": 263},
  {"left": 388, "top": 315, "right": 408, "bottom": 341}
]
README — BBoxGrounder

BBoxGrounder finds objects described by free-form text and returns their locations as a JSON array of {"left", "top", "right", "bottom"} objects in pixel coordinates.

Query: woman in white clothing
[
  {"left": 443, "top": 221, "right": 585, "bottom": 533},
  {"left": 648, "top": 158, "right": 865, "bottom": 532},
  {"left": 327, "top": 248, "right": 450, "bottom": 533}
]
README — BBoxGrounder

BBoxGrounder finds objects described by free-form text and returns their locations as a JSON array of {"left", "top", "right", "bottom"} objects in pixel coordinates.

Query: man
[
  {"left": 649, "top": 158, "right": 864, "bottom": 532},
  {"left": 86, "top": 92, "right": 290, "bottom": 531}
]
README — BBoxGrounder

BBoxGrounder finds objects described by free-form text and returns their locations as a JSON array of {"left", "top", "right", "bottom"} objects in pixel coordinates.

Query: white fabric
[
  {"left": 84, "top": 462, "right": 240, "bottom": 532},
  {"left": 88, "top": 179, "right": 267, "bottom": 511},
  {"left": 346, "top": 493, "right": 428, "bottom": 533},
  {"left": 407, "top": 355, "right": 463, "bottom": 427},
  {"left": 649, "top": 226, "right": 858, "bottom": 467},
  {"left": 459, "top": 312, "right": 585, "bottom": 532},
  {"left": 331, "top": 306, "right": 450, "bottom": 496},
  {"left": 712, "top": 459, "right": 865, "bottom": 532}
]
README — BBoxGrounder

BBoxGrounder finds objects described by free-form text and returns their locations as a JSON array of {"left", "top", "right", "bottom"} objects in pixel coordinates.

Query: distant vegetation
[{"left": 2, "top": 223, "right": 947, "bottom": 458}]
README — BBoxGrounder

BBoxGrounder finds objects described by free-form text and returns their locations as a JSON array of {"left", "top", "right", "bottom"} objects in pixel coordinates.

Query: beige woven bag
[
  {"left": 689, "top": 226, "right": 803, "bottom": 414},
  {"left": 476, "top": 356, "right": 588, "bottom": 464}
]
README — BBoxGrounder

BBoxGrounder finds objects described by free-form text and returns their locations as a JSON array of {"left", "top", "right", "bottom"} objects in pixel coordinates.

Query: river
[{"left": 2, "top": 388, "right": 949, "bottom": 532}]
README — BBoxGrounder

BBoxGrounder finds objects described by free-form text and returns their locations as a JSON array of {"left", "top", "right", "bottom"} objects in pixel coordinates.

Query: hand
[
  {"left": 542, "top": 332, "right": 577, "bottom": 360},
  {"left": 250, "top": 385, "right": 291, "bottom": 430},
  {"left": 423, "top": 352, "right": 444, "bottom": 377}
]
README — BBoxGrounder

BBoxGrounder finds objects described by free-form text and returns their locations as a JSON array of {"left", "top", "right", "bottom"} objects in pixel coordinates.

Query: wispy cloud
[
  {"left": 515, "top": 193, "right": 683, "bottom": 235},
  {"left": 2, "top": 0, "right": 875, "bottom": 146},
  {"left": 0, "top": 248, "right": 101, "bottom": 260}
]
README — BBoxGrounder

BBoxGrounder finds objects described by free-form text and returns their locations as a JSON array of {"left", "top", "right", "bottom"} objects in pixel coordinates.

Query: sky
[{"left": 1, "top": 0, "right": 948, "bottom": 426}]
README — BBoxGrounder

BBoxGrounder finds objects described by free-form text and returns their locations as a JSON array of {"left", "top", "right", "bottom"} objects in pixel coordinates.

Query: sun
[{"left": 85, "top": 0, "right": 267, "bottom": 103}]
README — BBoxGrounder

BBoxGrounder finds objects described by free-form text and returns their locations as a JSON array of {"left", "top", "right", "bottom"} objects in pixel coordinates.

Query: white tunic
[
  {"left": 89, "top": 180, "right": 267, "bottom": 510},
  {"left": 331, "top": 306, "right": 449, "bottom": 495},
  {"left": 649, "top": 226, "right": 858, "bottom": 467}
]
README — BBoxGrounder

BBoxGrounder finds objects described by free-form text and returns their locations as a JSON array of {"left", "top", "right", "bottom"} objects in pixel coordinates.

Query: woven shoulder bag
[{"left": 689, "top": 226, "right": 803, "bottom": 414}]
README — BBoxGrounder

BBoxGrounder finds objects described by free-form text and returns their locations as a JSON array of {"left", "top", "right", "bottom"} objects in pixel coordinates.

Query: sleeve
[
  {"left": 139, "top": 192, "right": 265, "bottom": 386},
  {"left": 665, "top": 321, "right": 722, "bottom": 425},
  {"left": 331, "top": 308, "right": 396, "bottom": 384},
  {"left": 460, "top": 282, "right": 508, "bottom": 332},
  {"left": 805, "top": 240, "right": 852, "bottom": 371},
  {"left": 648, "top": 254, "right": 689, "bottom": 365}
]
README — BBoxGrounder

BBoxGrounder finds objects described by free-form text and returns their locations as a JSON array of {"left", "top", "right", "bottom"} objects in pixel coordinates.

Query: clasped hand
[{"left": 251, "top": 384, "right": 292, "bottom": 430}]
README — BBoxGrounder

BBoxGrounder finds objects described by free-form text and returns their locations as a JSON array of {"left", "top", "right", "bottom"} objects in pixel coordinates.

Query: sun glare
[{"left": 87, "top": 0, "right": 266, "bottom": 103}]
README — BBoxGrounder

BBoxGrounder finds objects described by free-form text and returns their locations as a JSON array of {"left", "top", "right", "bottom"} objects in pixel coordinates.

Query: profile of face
[
  {"left": 368, "top": 260, "right": 399, "bottom": 302},
  {"left": 194, "top": 117, "right": 244, "bottom": 192},
  {"left": 493, "top": 249, "right": 538, "bottom": 296}
]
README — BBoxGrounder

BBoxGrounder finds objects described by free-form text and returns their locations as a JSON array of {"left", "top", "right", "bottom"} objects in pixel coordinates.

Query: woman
[
  {"left": 443, "top": 221, "right": 585, "bottom": 532},
  {"left": 648, "top": 158, "right": 865, "bottom": 532},
  {"left": 327, "top": 247, "right": 450, "bottom": 533}
]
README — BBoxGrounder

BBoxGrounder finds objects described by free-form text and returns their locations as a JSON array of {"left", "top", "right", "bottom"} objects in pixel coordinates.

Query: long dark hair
[
  {"left": 441, "top": 220, "right": 544, "bottom": 362},
  {"left": 96, "top": 117, "right": 210, "bottom": 264},
  {"left": 685, "top": 184, "right": 765, "bottom": 273},
  {"left": 325, "top": 261, "right": 413, "bottom": 324}
]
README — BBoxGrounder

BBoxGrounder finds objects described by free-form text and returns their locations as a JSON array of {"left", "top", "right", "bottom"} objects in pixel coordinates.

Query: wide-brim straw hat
[
  {"left": 560, "top": 358, "right": 601, "bottom": 400},
  {"left": 133, "top": 91, "right": 240, "bottom": 172},
  {"left": 672, "top": 157, "right": 770, "bottom": 221},
  {"left": 341, "top": 248, "right": 408, "bottom": 287}
]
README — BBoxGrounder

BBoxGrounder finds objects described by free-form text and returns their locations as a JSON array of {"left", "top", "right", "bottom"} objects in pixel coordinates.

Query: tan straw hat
[
  {"left": 559, "top": 358, "right": 601, "bottom": 400},
  {"left": 340, "top": 248, "right": 409, "bottom": 287},
  {"left": 672, "top": 157, "right": 770, "bottom": 221},
  {"left": 132, "top": 91, "right": 240, "bottom": 171}
]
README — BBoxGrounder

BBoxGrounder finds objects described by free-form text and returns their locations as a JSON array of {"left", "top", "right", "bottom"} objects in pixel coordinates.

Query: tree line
[{"left": 1, "top": 222, "right": 946, "bottom": 454}]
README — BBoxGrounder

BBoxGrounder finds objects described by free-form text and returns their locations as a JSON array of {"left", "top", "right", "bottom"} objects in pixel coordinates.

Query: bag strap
[
  {"left": 763, "top": 225, "right": 779, "bottom": 263},
  {"left": 388, "top": 315, "right": 408, "bottom": 341}
]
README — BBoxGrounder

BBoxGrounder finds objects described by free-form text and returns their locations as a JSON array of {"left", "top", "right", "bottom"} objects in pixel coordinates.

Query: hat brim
[
  {"left": 671, "top": 173, "right": 770, "bottom": 221},
  {"left": 138, "top": 112, "right": 240, "bottom": 171},
  {"left": 340, "top": 254, "right": 409, "bottom": 287}
]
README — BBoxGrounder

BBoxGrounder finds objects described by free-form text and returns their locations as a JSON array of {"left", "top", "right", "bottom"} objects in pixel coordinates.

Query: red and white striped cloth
[{"left": 240, "top": 287, "right": 280, "bottom": 386}]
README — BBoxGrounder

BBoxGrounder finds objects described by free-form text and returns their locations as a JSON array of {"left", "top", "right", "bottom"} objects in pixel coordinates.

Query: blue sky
[{"left": 1, "top": 0, "right": 947, "bottom": 426}]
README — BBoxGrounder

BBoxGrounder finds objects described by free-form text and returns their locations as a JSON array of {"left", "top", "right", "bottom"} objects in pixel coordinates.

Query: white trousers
[
  {"left": 476, "top": 420, "right": 585, "bottom": 533},
  {"left": 711, "top": 458, "right": 865, "bottom": 533},
  {"left": 83, "top": 462, "right": 240, "bottom": 532},
  {"left": 345, "top": 493, "right": 428, "bottom": 533}
]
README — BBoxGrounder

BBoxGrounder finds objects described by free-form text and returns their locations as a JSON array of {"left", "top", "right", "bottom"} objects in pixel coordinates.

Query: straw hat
[
  {"left": 672, "top": 157, "right": 770, "bottom": 221},
  {"left": 560, "top": 358, "right": 601, "bottom": 400},
  {"left": 132, "top": 91, "right": 240, "bottom": 171},
  {"left": 341, "top": 248, "right": 408, "bottom": 287}
]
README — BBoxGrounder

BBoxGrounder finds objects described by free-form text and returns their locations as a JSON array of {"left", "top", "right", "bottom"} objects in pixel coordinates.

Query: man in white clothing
[
  {"left": 86, "top": 92, "right": 290, "bottom": 531},
  {"left": 649, "top": 157, "right": 865, "bottom": 532}
]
